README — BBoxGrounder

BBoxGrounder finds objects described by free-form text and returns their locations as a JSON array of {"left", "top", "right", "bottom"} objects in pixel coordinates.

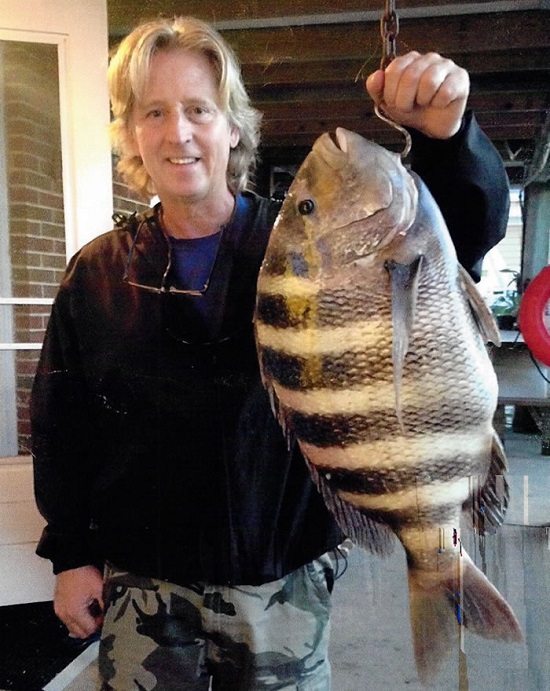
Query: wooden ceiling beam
[
  {"left": 250, "top": 82, "right": 549, "bottom": 109},
  {"left": 240, "top": 49, "right": 549, "bottom": 88},
  {"left": 106, "top": 1, "right": 548, "bottom": 159},
  {"left": 108, "top": 1, "right": 546, "bottom": 34},
  {"left": 250, "top": 100, "right": 550, "bottom": 134},
  {"left": 108, "top": 0, "right": 468, "bottom": 29},
  {"left": 222, "top": 11, "right": 550, "bottom": 64},
  {"left": 259, "top": 112, "right": 542, "bottom": 146}
]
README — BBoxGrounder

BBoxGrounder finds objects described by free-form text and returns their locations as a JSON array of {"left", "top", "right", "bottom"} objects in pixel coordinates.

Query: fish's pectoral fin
[
  {"left": 261, "top": 375, "right": 295, "bottom": 449},
  {"left": 258, "top": 349, "right": 286, "bottom": 437},
  {"left": 468, "top": 431, "right": 510, "bottom": 533},
  {"left": 459, "top": 265, "right": 501, "bottom": 345},
  {"left": 385, "top": 255, "right": 424, "bottom": 428},
  {"left": 306, "top": 461, "right": 396, "bottom": 556}
]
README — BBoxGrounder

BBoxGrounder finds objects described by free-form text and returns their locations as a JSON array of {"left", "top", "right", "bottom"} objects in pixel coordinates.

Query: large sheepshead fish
[{"left": 254, "top": 128, "right": 522, "bottom": 684}]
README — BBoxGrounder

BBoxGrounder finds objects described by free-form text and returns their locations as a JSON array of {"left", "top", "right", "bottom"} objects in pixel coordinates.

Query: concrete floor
[
  {"left": 47, "top": 430, "right": 550, "bottom": 690},
  {"left": 330, "top": 430, "right": 550, "bottom": 690}
]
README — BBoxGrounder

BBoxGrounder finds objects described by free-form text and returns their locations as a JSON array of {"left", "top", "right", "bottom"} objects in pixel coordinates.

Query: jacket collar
[{"left": 122, "top": 205, "right": 174, "bottom": 293}]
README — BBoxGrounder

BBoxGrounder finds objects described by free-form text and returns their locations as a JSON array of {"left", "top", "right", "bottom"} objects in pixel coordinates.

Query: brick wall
[
  {"left": 113, "top": 168, "right": 149, "bottom": 218},
  {"left": 3, "top": 42, "right": 66, "bottom": 455},
  {"left": 2, "top": 42, "right": 151, "bottom": 456}
]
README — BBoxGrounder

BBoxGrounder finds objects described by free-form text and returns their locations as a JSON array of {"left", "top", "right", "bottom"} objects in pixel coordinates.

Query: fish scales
[
  {"left": 256, "top": 285, "right": 388, "bottom": 328},
  {"left": 289, "top": 398, "right": 492, "bottom": 446},
  {"left": 254, "top": 128, "right": 522, "bottom": 683}
]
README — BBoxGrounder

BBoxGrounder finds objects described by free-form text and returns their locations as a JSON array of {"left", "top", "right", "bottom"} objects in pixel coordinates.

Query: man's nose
[{"left": 167, "top": 110, "right": 192, "bottom": 142}]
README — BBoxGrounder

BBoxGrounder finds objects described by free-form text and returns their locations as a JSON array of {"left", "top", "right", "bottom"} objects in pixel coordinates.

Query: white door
[{"left": 0, "top": 0, "right": 112, "bottom": 605}]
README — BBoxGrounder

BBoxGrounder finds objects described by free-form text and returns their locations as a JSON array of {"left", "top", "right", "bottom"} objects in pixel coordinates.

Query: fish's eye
[{"left": 297, "top": 198, "right": 316, "bottom": 216}]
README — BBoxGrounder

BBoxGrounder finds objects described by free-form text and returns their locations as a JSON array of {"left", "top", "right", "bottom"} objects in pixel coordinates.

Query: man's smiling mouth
[{"left": 169, "top": 157, "right": 199, "bottom": 164}]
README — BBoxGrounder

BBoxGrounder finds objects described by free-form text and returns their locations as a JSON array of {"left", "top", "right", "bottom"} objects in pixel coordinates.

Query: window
[{"left": 0, "top": 41, "right": 64, "bottom": 458}]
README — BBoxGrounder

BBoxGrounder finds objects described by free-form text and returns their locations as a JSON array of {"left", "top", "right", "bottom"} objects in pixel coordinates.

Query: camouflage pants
[{"left": 98, "top": 555, "right": 335, "bottom": 690}]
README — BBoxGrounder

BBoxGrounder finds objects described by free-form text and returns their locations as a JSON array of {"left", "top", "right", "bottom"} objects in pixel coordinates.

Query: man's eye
[
  {"left": 147, "top": 109, "right": 163, "bottom": 118},
  {"left": 189, "top": 106, "right": 214, "bottom": 120}
]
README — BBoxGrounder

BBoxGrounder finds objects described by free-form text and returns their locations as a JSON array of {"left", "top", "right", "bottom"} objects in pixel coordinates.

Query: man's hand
[
  {"left": 366, "top": 51, "right": 470, "bottom": 139},
  {"left": 54, "top": 565, "right": 104, "bottom": 639}
]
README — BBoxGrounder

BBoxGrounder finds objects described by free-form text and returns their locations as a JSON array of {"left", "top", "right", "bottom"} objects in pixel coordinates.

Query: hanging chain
[{"left": 380, "top": 0, "right": 399, "bottom": 69}]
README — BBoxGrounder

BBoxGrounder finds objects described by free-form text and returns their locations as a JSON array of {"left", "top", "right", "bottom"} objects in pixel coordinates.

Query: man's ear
[{"left": 230, "top": 126, "right": 240, "bottom": 149}]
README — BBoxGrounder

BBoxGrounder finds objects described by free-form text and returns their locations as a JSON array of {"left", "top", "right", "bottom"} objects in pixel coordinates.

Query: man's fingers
[
  {"left": 365, "top": 50, "right": 469, "bottom": 138},
  {"left": 55, "top": 599, "right": 103, "bottom": 639},
  {"left": 365, "top": 69, "right": 384, "bottom": 104},
  {"left": 380, "top": 51, "right": 423, "bottom": 110}
]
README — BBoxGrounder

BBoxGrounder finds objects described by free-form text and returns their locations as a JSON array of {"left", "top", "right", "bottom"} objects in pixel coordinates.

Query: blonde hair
[{"left": 108, "top": 16, "right": 262, "bottom": 199}]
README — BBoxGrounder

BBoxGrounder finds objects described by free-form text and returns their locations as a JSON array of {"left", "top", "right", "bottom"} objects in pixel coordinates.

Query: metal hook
[
  {"left": 375, "top": 104, "right": 412, "bottom": 158},
  {"left": 375, "top": 0, "right": 410, "bottom": 158}
]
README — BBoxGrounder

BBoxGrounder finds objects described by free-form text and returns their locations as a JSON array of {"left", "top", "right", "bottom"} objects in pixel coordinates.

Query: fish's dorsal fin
[
  {"left": 459, "top": 264, "right": 501, "bottom": 346},
  {"left": 469, "top": 431, "right": 510, "bottom": 533},
  {"left": 385, "top": 255, "right": 424, "bottom": 428}
]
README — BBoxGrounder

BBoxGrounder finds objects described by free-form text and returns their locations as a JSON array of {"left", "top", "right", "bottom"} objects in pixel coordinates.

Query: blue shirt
[{"left": 168, "top": 194, "right": 251, "bottom": 293}]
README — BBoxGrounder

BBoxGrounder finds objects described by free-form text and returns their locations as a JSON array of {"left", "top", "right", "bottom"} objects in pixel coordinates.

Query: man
[{"left": 31, "top": 16, "right": 509, "bottom": 690}]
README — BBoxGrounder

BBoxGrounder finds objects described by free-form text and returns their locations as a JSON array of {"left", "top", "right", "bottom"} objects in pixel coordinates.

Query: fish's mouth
[
  {"left": 325, "top": 128, "right": 348, "bottom": 154},
  {"left": 314, "top": 128, "right": 350, "bottom": 170},
  {"left": 334, "top": 128, "right": 348, "bottom": 153}
]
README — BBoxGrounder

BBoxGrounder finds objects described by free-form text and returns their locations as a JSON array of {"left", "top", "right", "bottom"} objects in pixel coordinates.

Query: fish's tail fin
[
  {"left": 407, "top": 567, "right": 459, "bottom": 685},
  {"left": 407, "top": 551, "right": 523, "bottom": 685}
]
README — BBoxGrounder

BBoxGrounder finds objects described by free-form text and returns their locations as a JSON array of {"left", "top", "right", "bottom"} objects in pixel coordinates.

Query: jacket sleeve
[
  {"left": 409, "top": 110, "right": 510, "bottom": 281},
  {"left": 31, "top": 259, "right": 102, "bottom": 574}
]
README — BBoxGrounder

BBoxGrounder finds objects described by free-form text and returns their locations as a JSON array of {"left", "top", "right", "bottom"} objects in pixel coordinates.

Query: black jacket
[{"left": 31, "top": 113, "right": 509, "bottom": 585}]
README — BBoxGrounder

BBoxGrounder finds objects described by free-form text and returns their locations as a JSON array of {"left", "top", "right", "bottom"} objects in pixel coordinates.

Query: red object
[{"left": 518, "top": 265, "right": 550, "bottom": 366}]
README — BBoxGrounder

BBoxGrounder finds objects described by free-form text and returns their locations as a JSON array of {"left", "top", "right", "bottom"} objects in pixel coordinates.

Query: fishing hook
[
  {"left": 375, "top": 104, "right": 412, "bottom": 158},
  {"left": 376, "top": 0, "right": 411, "bottom": 158}
]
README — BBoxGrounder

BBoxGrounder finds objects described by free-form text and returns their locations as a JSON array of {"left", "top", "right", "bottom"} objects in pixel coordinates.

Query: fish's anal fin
[
  {"left": 459, "top": 264, "right": 501, "bottom": 346},
  {"left": 385, "top": 255, "right": 425, "bottom": 429},
  {"left": 408, "top": 551, "right": 522, "bottom": 685}
]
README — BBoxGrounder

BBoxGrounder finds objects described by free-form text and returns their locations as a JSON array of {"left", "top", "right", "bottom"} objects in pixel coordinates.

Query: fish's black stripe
[
  {"left": 258, "top": 342, "right": 489, "bottom": 395},
  {"left": 290, "top": 400, "right": 491, "bottom": 446},
  {"left": 261, "top": 250, "right": 309, "bottom": 279},
  {"left": 315, "top": 456, "right": 481, "bottom": 495},
  {"left": 333, "top": 498, "right": 463, "bottom": 529},
  {"left": 259, "top": 347, "right": 390, "bottom": 390},
  {"left": 256, "top": 288, "right": 387, "bottom": 329},
  {"left": 256, "top": 294, "right": 312, "bottom": 329},
  {"left": 293, "top": 410, "right": 394, "bottom": 444}
]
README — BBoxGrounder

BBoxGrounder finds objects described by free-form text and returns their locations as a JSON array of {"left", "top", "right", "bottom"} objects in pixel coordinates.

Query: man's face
[{"left": 129, "top": 48, "right": 239, "bottom": 205}]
